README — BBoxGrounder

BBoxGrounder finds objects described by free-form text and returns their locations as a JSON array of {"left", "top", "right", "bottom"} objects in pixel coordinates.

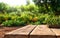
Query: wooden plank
[
  {"left": 51, "top": 28, "right": 60, "bottom": 38},
  {"left": 4, "top": 25, "right": 37, "bottom": 38},
  {"left": 30, "top": 25, "right": 56, "bottom": 38}
]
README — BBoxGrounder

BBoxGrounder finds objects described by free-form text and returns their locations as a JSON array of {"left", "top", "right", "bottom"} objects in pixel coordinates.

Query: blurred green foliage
[
  {"left": 33, "top": 0, "right": 60, "bottom": 15},
  {"left": 0, "top": 1, "right": 60, "bottom": 26}
]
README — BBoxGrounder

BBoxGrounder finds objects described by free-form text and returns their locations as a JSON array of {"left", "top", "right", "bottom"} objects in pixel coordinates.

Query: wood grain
[
  {"left": 51, "top": 28, "right": 60, "bottom": 38},
  {"left": 4, "top": 25, "right": 36, "bottom": 38},
  {"left": 30, "top": 25, "right": 56, "bottom": 38}
]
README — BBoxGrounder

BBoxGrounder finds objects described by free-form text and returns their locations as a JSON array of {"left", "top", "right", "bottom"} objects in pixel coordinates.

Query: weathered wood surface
[
  {"left": 51, "top": 28, "right": 60, "bottom": 38},
  {"left": 4, "top": 25, "right": 60, "bottom": 38},
  {"left": 4, "top": 25, "right": 36, "bottom": 38},
  {"left": 30, "top": 25, "right": 56, "bottom": 38}
]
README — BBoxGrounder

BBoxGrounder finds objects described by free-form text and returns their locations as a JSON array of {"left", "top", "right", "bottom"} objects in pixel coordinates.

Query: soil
[{"left": 0, "top": 26, "right": 21, "bottom": 38}]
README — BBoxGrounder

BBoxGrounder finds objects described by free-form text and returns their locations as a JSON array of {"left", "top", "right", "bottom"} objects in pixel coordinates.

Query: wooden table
[{"left": 4, "top": 25, "right": 60, "bottom": 38}]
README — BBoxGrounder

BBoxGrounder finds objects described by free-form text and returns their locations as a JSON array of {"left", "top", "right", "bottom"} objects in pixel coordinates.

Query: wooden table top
[{"left": 4, "top": 25, "right": 60, "bottom": 38}]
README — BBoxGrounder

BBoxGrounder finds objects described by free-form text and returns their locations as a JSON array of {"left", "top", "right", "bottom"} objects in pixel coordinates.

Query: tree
[
  {"left": 0, "top": 2, "right": 8, "bottom": 13},
  {"left": 33, "top": 0, "right": 60, "bottom": 14},
  {"left": 26, "top": 0, "right": 30, "bottom": 5},
  {"left": 20, "top": 4, "right": 39, "bottom": 13}
]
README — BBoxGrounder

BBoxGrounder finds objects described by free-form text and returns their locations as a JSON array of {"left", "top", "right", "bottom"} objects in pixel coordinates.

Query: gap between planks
[
  {"left": 4, "top": 25, "right": 60, "bottom": 38},
  {"left": 30, "top": 25, "right": 56, "bottom": 38},
  {"left": 4, "top": 25, "right": 37, "bottom": 38}
]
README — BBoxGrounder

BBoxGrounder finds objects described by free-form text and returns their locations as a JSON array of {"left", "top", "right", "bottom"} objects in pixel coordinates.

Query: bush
[
  {"left": 20, "top": 4, "right": 39, "bottom": 13},
  {"left": 2, "top": 19, "right": 26, "bottom": 27},
  {"left": 1, "top": 11, "right": 60, "bottom": 26},
  {"left": 0, "top": 14, "right": 11, "bottom": 24},
  {"left": 37, "top": 14, "right": 50, "bottom": 24},
  {"left": 0, "top": 15, "right": 5, "bottom": 24}
]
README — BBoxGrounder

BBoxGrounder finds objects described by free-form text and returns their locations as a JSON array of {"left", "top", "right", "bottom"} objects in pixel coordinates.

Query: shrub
[
  {"left": 0, "top": 15, "right": 5, "bottom": 24},
  {"left": 37, "top": 14, "right": 50, "bottom": 24},
  {"left": 1, "top": 11, "right": 60, "bottom": 26},
  {"left": 2, "top": 19, "right": 26, "bottom": 27},
  {"left": 20, "top": 4, "right": 39, "bottom": 13},
  {"left": 0, "top": 14, "right": 11, "bottom": 24}
]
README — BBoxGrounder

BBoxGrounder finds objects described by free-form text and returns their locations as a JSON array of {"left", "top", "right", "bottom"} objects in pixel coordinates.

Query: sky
[{"left": 0, "top": 0, "right": 33, "bottom": 6}]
